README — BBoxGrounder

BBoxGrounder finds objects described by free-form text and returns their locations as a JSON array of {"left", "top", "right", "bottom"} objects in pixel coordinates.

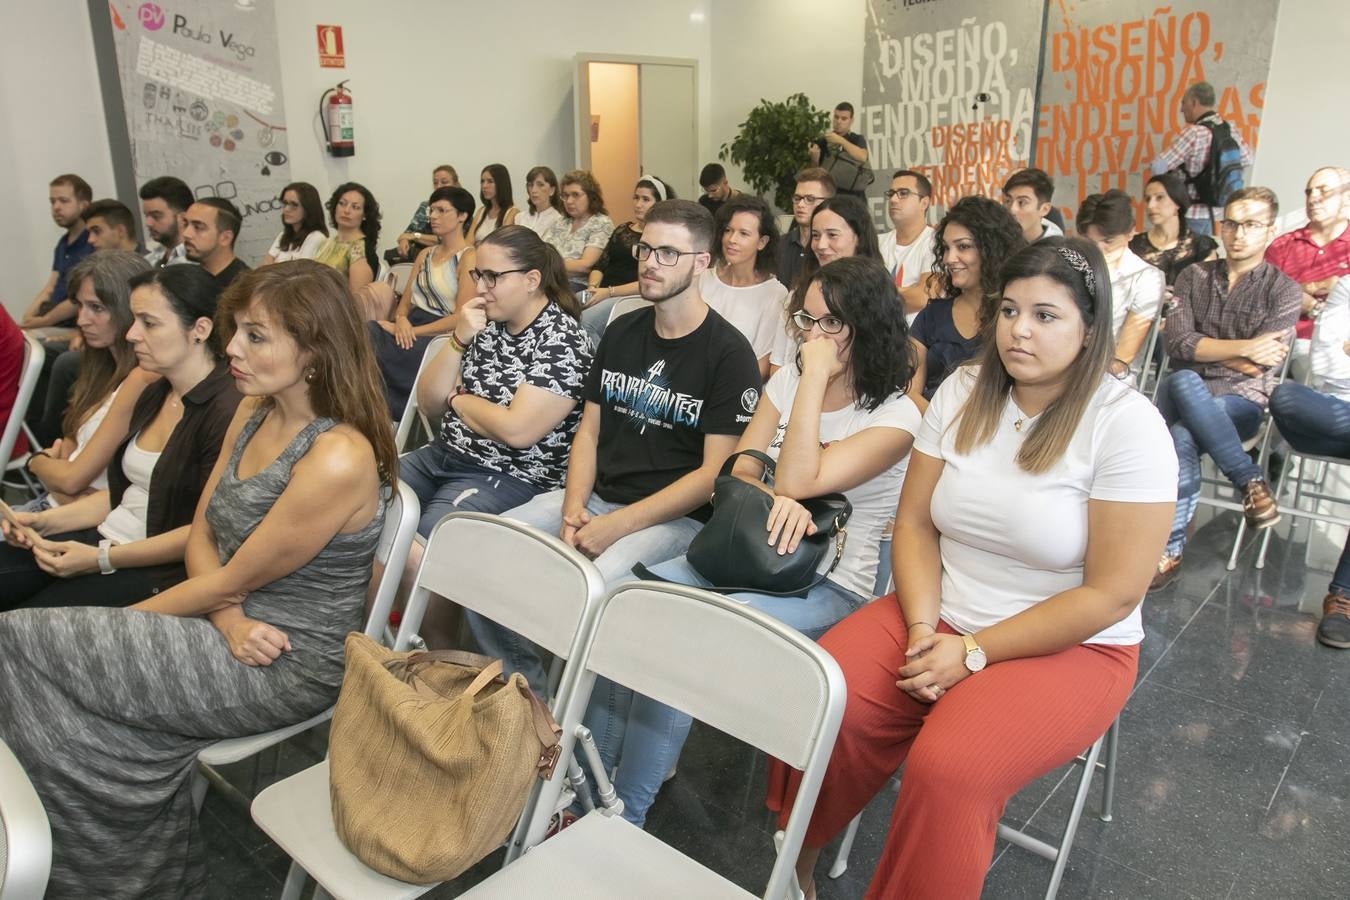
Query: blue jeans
[
  {"left": 1270, "top": 382, "right": 1350, "bottom": 592},
  {"left": 399, "top": 443, "right": 541, "bottom": 538},
  {"left": 1159, "top": 369, "right": 1262, "bottom": 555},
  {"left": 584, "top": 555, "right": 866, "bottom": 827},
  {"left": 463, "top": 490, "right": 701, "bottom": 693},
  {"left": 580, "top": 297, "right": 619, "bottom": 349},
  {"left": 1186, "top": 213, "right": 1215, "bottom": 237}
]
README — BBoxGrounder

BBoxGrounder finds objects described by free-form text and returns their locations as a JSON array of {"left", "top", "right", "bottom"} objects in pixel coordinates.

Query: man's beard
[{"left": 640, "top": 268, "right": 695, "bottom": 303}]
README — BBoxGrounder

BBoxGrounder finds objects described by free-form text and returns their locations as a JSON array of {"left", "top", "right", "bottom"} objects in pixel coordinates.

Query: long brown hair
[
  {"left": 62, "top": 250, "right": 151, "bottom": 439},
  {"left": 478, "top": 225, "right": 582, "bottom": 320},
  {"left": 216, "top": 261, "right": 398, "bottom": 483},
  {"left": 952, "top": 237, "right": 1114, "bottom": 474}
]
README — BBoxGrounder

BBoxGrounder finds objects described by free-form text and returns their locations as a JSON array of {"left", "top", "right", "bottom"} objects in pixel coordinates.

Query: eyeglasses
[
  {"left": 560, "top": 191, "right": 587, "bottom": 201},
  {"left": 884, "top": 188, "right": 921, "bottom": 201},
  {"left": 632, "top": 243, "right": 701, "bottom": 266},
  {"left": 469, "top": 267, "right": 529, "bottom": 288},
  {"left": 790, "top": 311, "right": 845, "bottom": 334},
  {"left": 792, "top": 194, "right": 825, "bottom": 207},
  {"left": 281, "top": 200, "right": 302, "bottom": 210},
  {"left": 1219, "top": 219, "right": 1273, "bottom": 234},
  {"left": 427, "top": 206, "right": 455, "bottom": 217}
]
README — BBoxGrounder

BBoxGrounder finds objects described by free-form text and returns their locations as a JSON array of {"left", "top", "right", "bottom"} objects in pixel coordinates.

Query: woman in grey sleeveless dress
[{"left": 0, "top": 261, "right": 400, "bottom": 898}]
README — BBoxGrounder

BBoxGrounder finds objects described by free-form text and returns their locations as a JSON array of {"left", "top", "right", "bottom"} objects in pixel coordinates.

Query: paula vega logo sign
[{"left": 140, "top": 3, "right": 257, "bottom": 60}]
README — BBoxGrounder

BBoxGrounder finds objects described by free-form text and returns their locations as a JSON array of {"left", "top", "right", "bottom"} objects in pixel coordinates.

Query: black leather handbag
[{"left": 635, "top": 450, "right": 851, "bottom": 597}]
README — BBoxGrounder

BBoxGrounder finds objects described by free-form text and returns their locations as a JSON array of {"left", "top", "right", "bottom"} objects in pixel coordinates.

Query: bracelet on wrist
[
  {"left": 448, "top": 332, "right": 470, "bottom": 354},
  {"left": 907, "top": 620, "right": 937, "bottom": 632},
  {"left": 24, "top": 450, "right": 52, "bottom": 475}
]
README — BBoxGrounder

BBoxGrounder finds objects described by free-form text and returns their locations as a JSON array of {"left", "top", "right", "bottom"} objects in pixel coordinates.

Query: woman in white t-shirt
[
  {"left": 588, "top": 256, "right": 922, "bottom": 829},
  {"left": 260, "top": 183, "right": 328, "bottom": 265},
  {"left": 516, "top": 166, "right": 565, "bottom": 236},
  {"left": 772, "top": 237, "right": 1178, "bottom": 899},
  {"left": 700, "top": 195, "right": 789, "bottom": 379}
]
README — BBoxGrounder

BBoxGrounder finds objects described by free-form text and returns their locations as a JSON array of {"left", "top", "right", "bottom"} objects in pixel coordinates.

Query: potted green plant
[{"left": 720, "top": 93, "right": 830, "bottom": 213}]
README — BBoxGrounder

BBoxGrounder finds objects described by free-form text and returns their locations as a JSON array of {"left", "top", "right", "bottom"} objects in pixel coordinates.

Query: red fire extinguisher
[{"left": 320, "top": 80, "right": 355, "bottom": 157}]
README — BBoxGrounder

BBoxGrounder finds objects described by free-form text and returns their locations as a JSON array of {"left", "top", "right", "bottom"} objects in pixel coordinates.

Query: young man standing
[
  {"left": 182, "top": 199, "right": 249, "bottom": 289},
  {"left": 138, "top": 176, "right": 195, "bottom": 268},
  {"left": 1001, "top": 168, "right": 1062, "bottom": 245},
  {"left": 20, "top": 174, "right": 94, "bottom": 333},
  {"left": 475, "top": 199, "right": 763, "bottom": 690},
  {"left": 776, "top": 167, "right": 836, "bottom": 290},
  {"left": 1265, "top": 167, "right": 1350, "bottom": 342},
  {"left": 83, "top": 200, "right": 142, "bottom": 253},
  {"left": 1149, "top": 81, "right": 1253, "bottom": 236},
  {"left": 697, "top": 163, "right": 741, "bottom": 219},
  {"left": 877, "top": 169, "right": 936, "bottom": 322},
  {"left": 808, "top": 102, "right": 869, "bottom": 195},
  {"left": 1152, "top": 187, "right": 1302, "bottom": 588}
]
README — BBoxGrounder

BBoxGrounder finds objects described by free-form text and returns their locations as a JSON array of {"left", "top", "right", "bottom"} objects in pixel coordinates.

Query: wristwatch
[
  {"left": 97, "top": 539, "right": 117, "bottom": 575},
  {"left": 962, "top": 633, "right": 987, "bottom": 673}
]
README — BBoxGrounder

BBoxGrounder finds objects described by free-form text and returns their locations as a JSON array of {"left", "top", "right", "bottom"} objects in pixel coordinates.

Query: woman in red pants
[{"left": 771, "top": 237, "right": 1179, "bottom": 899}]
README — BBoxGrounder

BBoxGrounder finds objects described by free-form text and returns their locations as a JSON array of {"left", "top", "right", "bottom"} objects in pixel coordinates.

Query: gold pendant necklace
[{"left": 1014, "top": 416, "right": 1026, "bottom": 432}]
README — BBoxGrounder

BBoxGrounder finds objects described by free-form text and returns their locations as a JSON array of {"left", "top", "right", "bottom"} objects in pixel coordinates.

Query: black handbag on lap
[{"left": 634, "top": 450, "right": 851, "bottom": 597}]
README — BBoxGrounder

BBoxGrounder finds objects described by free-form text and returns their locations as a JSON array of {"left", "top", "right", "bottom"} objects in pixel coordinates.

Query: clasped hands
[
  {"left": 1, "top": 511, "right": 100, "bottom": 578},
  {"left": 897, "top": 625, "right": 970, "bottom": 704}
]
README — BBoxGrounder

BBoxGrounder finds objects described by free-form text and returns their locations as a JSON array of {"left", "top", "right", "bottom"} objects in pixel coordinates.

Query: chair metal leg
[
  {"left": 1098, "top": 721, "right": 1119, "bottom": 823},
  {"left": 1043, "top": 737, "right": 1104, "bottom": 899},
  {"left": 828, "top": 812, "right": 862, "bottom": 879},
  {"left": 279, "top": 861, "right": 308, "bottom": 900},
  {"left": 1226, "top": 516, "right": 1246, "bottom": 571},
  {"left": 191, "top": 766, "right": 209, "bottom": 811}
]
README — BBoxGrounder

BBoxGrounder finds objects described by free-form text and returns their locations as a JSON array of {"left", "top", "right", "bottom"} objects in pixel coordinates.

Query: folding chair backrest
[
  {"left": 0, "top": 335, "right": 44, "bottom": 467},
  {"left": 366, "top": 479, "right": 419, "bottom": 641},
  {"left": 385, "top": 262, "right": 414, "bottom": 296},
  {"left": 0, "top": 737, "right": 51, "bottom": 900},
  {"left": 394, "top": 335, "right": 450, "bottom": 451},
  {"left": 606, "top": 295, "right": 652, "bottom": 327},
  {"left": 399, "top": 511, "right": 605, "bottom": 660}
]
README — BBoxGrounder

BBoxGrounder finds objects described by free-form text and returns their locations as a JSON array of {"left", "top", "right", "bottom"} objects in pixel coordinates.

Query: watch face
[{"left": 965, "top": 648, "right": 988, "bottom": 673}]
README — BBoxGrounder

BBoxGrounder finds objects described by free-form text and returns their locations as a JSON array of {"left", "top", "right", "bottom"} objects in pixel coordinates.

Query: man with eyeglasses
[
  {"left": 1266, "top": 167, "right": 1350, "bottom": 345},
  {"left": 776, "top": 167, "right": 836, "bottom": 289},
  {"left": 477, "top": 199, "right": 763, "bottom": 692},
  {"left": 877, "top": 170, "right": 937, "bottom": 323},
  {"left": 1151, "top": 186, "right": 1302, "bottom": 589}
]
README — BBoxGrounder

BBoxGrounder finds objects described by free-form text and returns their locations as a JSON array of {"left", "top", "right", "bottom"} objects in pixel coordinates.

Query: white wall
[{"left": 0, "top": 1, "right": 117, "bottom": 318}]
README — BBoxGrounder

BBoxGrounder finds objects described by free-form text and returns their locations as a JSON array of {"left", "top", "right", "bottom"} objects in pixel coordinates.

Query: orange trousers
[{"left": 767, "top": 595, "right": 1138, "bottom": 900}]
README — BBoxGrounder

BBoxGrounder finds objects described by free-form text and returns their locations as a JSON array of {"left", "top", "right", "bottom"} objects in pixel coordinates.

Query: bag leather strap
[{"left": 718, "top": 448, "right": 776, "bottom": 481}]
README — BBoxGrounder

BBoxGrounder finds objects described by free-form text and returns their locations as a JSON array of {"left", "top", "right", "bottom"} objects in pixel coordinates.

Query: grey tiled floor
[{"left": 201, "top": 506, "right": 1350, "bottom": 899}]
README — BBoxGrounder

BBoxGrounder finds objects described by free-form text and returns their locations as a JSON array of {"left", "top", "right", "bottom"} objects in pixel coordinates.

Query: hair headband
[
  {"left": 642, "top": 176, "right": 667, "bottom": 202},
  {"left": 1056, "top": 246, "right": 1097, "bottom": 300}
]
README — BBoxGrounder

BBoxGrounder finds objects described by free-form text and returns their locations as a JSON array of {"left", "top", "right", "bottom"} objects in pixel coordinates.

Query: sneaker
[
  {"left": 1150, "top": 553, "right": 1183, "bottom": 591},
  {"left": 1242, "top": 479, "right": 1281, "bottom": 530},
  {"left": 1317, "top": 591, "right": 1350, "bottom": 649}
]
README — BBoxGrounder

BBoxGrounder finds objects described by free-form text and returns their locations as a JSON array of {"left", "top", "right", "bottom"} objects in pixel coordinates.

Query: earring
[
  {"left": 194, "top": 337, "right": 202, "bottom": 344},
  {"left": 304, "top": 367, "right": 316, "bottom": 383}
]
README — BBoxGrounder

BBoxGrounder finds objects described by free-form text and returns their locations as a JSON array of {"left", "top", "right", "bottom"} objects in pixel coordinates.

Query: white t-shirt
[
  {"left": 1311, "top": 276, "right": 1350, "bottom": 399},
  {"left": 516, "top": 206, "right": 563, "bottom": 236},
  {"left": 700, "top": 269, "right": 787, "bottom": 361},
  {"left": 764, "top": 365, "right": 922, "bottom": 598},
  {"left": 769, "top": 305, "right": 799, "bottom": 370},
  {"left": 68, "top": 386, "right": 119, "bottom": 493},
  {"left": 266, "top": 230, "right": 326, "bottom": 263},
  {"left": 914, "top": 369, "right": 1177, "bottom": 645},
  {"left": 1109, "top": 249, "right": 1165, "bottom": 362},
  {"left": 98, "top": 433, "right": 162, "bottom": 545},
  {"left": 879, "top": 225, "right": 936, "bottom": 290}
]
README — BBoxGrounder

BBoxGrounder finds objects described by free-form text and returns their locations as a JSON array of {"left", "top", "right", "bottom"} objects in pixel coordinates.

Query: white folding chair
[
  {"left": 393, "top": 335, "right": 450, "bottom": 452},
  {"left": 2, "top": 335, "right": 45, "bottom": 496},
  {"left": 455, "top": 581, "right": 847, "bottom": 900},
  {"left": 251, "top": 511, "right": 606, "bottom": 900},
  {"left": 828, "top": 718, "right": 1121, "bottom": 900},
  {"left": 385, "top": 262, "right": 414, "bottom": 297},
  {"left": 0, "top": 737, "right": 51, "bottom": 900},
  {"left": 1131, "top": 302, "right": 1167, "bottom": 396},
  {"left": 605, "top": 294, "right": 652, "bottom": 327},
  {"left": 192, "top": 480, "right": 420, "bottom": 810}
]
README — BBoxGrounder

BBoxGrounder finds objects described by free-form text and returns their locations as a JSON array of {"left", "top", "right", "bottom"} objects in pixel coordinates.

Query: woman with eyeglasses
[
  {"left": 260, "top": 182, "right": 328, "bottom": 265},
  {"left": 599, "top": 256, "right": 921, "bottom": 829},
  {"left": 542, "top": 170, "right": 615, "bottom": 294},
  {"left": 365, "top": 186, "right": 478, "bottom": 416}
]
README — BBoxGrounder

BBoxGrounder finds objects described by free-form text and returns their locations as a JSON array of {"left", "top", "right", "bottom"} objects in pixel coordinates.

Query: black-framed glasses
[
  {"left": 1219, "top": 219, "right": 1273, "bottom": 234},
  {"left": 790, "top": 311, "right": 845, "bottom": 334},
  {"left": 884, "top": 188, "right": 921, "bottom": 201},
  {"left": 792, "top": 194, "right": 824, "bottom": 206},
  {"left": 469, "top": 267, "right": 529, "bottom": 288},
  {"left": 632, "top": 243, "right": 701, "bottom": 266}
]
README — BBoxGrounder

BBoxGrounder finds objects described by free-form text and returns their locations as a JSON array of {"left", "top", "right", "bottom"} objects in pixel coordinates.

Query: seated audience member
[
  {"left": 582, "top": 175, "right": 673, "bottom": 344},
  {"left": 1265, "top": 167, "right": 1350, "bottom": 346},
  {"left": 807, "top": 101, "right": 870, "bottom": 195},
  {"left": 877, "top": 169, "right": 937, "bottom": 322},
  {"left": 471, "top": 199, "right": 762, "bottom": 691},
  {"left": 773, "top": 237, "right": 1177, "bottom": 900},
  {"left": 315, "top": 182, "right": 381, "bottom": 301},
  {"left": 1130, "top": 172, "right": 1218, "bottom": 286},
  {"left": 777, "top": 168, "right": 836, "bottom": 290},
  {"left": 83, "top": 200, "right": 142, "bottom": 253},
  {"left": 467, "top": 164, "right": 519, "bottom": 242},
  {"left": 517, "top": 166, "right": 565, "bottom": 236},
  {"left": 1269, "top": 275, "right": 1350, "bottom": 647},
  {"left": 697, "top": 163, "right": 742, "bottom": 219},
  {"left": 1153, "top": 187, "right": 1302, "bottom": 588},
  {"left": 366, "top": 186, "right": 477, "bottom": 416},
  {"left": 542, "top": 170, "right": 615, "bottom": 292},
  {"left": 603, "top": 256, "right": 921, "bottom": 827},
  {"left": 261, "top": 182, "right": 329, "bottom": 264},
  {"left": 139, "top": 175, "right": 195, "bottom": 268},
  {"left": 390, "top": 165, "right": 458, "bottom": 262},
  {"left": 28, "top": 252, "right": 157, "bottom": 502},
  {"left": 183, "top": 198, "right": 250, "bottom": 289},
  {"left": 1149, "top": 80, "right": 1252, "bottom": 237},
  {"left": 0, "top": 307, "right": 27, "bottom": 461},
  {"left": 1078, "top": 190, "right": 1166, "bottom": 373},
  {"left": 20, "top": 174, "right": 94, "bottom": 334},
  {"left": 910, "top": 196, "right": 1026, "bottom": 401},
  {"left": 0, "top": 260, "right": 394, "bottom": 898},
  {"left": 0, "top": 266, "right": 241, "bottom": 608},
  {"left": 1001, "top": 168, "right": 1062, "bottom": 245},
  {"left": 702, "top": 195, "right": 787, "bottom": 379}
]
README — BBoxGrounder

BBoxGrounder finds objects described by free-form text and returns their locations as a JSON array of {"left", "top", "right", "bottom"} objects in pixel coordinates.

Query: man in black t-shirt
[
  {"left": 469, "top": 199, "right": 763, "bottom": 691},
  {"left": 809, "top": 102, "right": 870, "bottom": 196}
]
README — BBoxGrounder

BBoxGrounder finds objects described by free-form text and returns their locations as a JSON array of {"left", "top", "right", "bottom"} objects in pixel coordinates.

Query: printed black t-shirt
[{"left": 584, "top": 304, "right": 761, "bottom": 507}]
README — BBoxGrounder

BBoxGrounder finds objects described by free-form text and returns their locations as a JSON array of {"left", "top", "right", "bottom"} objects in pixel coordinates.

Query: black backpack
[{"left": 1186, "top": 117, "right": 1245, "bottom": 209}]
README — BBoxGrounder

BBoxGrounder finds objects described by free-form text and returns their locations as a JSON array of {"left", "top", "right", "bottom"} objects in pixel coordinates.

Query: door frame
[{"left": 573, "top": 53, "right": 700, "bottom": 175}]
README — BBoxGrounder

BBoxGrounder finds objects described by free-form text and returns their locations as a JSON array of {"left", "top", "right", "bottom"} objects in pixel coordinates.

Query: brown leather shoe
[
  {"left": 1242, "top": 479, "right": 1281, "bottom": 530},
  {"left": 1150, "top": 553, "right": 1182, "bottom": 591},
  {"left": 1317, "top": 591, "right": 1350, "bottom": 649}
]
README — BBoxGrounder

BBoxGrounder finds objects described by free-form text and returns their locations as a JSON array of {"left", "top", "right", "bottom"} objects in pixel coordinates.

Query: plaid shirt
[
  {"left": 1153, "top": 113, "right": 1253, "bottom": 220},
  {"left": 1165, "top": 259, "right": 1301, "bottom": 405}
]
